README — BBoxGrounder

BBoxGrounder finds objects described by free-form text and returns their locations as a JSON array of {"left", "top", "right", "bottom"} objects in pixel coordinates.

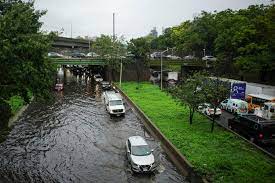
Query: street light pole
[
  {"left": 119, "top": 57, "right": 123, "bottom": 87},
  {"left": 160, "top": 48, "right": 169, "bottom": 90}
]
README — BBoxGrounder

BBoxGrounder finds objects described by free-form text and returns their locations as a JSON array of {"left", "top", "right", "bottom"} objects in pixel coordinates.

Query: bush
[
  {"left": 7, "top": 95, "right": 25, "bottom": 115},
  {"left": 0, "top": 99, "right": 12, "bottom": 129}
]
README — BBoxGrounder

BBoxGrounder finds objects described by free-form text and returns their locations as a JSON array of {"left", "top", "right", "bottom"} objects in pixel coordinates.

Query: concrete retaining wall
[{"left": 114, "top": 84, "right": 206, "bottom": 182}]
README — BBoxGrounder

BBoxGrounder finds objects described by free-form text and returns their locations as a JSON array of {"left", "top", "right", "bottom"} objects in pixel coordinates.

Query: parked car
[
  {"left": 93, "top": 74, "right": 103, "bottom": 82},
  {"left": 228, "top": 114, "right": 275, "bottom": 144},
  {"left": 48, "top": 52, "right": 63, "bottom": 58},
  {"left": 71, "top": 52, "right": 86, "bottom": 58},
  {"left": 202, "top": 55, "right": 217, "bottom": 61},
  {"left": 101, "top": 81, "right": 112, "bottom": 90},
  {"left": 54, "top": 83, "right": 64, "bottom": 91},
  {"left": 198, "top": 103, "right": 222, "bottom": 116},
  {"left": 103, "top": 91, "right": 125, "bottom": 116},
  {"left": 150, "top": 52, "right": 162, "bottom": 59},
  {"left": 126, "top": 136, "right": 157, "bottom": 173},
  {"left": 166, "top": 55, "right": 181, "bottom": 60},
  {"left": 86, "top": 52, "right": 99, "bottom": 58},
  {"left": 184, "top": 55, "right": 195, "bottom": 60},
  {"left": 220, "top": 99, "right": 248, "bottom": 115}
]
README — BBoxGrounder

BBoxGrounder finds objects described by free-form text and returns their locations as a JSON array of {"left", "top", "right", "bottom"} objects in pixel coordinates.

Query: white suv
[{"left": 126, "top": 136, "right": 157, "bottom": 173}]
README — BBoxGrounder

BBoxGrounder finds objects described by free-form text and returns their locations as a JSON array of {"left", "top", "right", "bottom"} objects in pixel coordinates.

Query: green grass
[
  {"left": 120, "top": 82, "right": 275, "bottom": 183},
  {"left": 7, "top": 95, "right": 25, "bottom": 115}
]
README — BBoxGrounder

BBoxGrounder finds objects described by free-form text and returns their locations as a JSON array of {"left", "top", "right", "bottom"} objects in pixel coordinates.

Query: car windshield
[
  {"left": 109, "top": 100, "right": 122, "bottom": 106},
  {"left": 132, "top": 145, "right": 151, "bottom": 156}
]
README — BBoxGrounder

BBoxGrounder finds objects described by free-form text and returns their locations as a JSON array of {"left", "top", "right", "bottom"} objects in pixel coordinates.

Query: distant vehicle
[
  {"left": 220, "top": 98, "right": 248, "bottom": 115},
  {"left": 166, "top": 55, "right": 181, "bottom": 60},
  {"left": 126, "top": 52, "right": 135, "bottom": 57},
  {"left": 150, "top": 52, "right": 162, "bottom": 59},
  {"left": 228, "top": 114, "right": 275, "bottom": 144},
  {"left": 202, "top": 55, "right": 217, "bottom": 61},
  {"left": 103, "top": 91, "right": 125, "bottom": 116},
  {"left": 198, "top": 103, "right": 222, "bottom": 117},
  {"left": 86, "top": 52, "right": 100, "bottom": 58},
  {"left": 246, "top": 94, "right": 275, "bottom": 113},
  {"left": 184, "top": 55, "right": 195, "bottom": 60},
  {"left": 48, "top": 52, "right": 63, "bottom": 58},
  {"left": 93, "top": 74, "right": 103, "bottom": 82},
  {"left": 254, "top": 102, "right": 275, "bottom": 120},
  {"left": 54, "top": 83, "right": 64, "bottom": 91},
  {"left": 126, "top": 136, "right": 157, "bottom": 173},
  {"left": 101, "top": 81, "right": 112, "bottom": 90},
  {"left": 71, "top": 52, "right": 86, "bottom": 58}
]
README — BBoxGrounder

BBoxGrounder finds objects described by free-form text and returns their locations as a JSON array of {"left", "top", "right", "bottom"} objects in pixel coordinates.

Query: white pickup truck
[
  {"left": 254, "top": 102, "right": 275, "bottom": 120},
  {"left": 103, "top": 91, "right": 125, "bottom": 116}
]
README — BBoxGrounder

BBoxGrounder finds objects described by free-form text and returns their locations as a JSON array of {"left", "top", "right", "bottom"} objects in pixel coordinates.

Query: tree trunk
[
  {"left": 211, "top": 107, "right": 216, "bottom": 132},
  {"left": 189, "top": 107, "right": 194, "bottom": 125}
]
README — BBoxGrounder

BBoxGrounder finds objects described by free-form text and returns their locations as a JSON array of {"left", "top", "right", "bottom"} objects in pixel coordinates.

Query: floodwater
[{"left": 0, "top": 69, "right": 187, "bottom": 183}]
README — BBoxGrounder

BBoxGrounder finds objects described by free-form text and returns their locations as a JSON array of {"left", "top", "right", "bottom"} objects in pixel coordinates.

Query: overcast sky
[{"left": 34, "top": 0, "right": 270, "bottom": 39}]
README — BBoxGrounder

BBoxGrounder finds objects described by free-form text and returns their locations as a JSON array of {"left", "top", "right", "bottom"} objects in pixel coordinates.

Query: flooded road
[{"left": 0, "top": 69, "right": 187, "bottom": 183}]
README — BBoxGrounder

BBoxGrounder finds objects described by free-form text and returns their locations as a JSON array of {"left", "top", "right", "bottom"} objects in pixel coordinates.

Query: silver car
[
  {"left": 202, "top": 55, "right": 217, "bottom": 61},
  {"left": 126, "top": 136, "right": 157, "bottom": 173}
]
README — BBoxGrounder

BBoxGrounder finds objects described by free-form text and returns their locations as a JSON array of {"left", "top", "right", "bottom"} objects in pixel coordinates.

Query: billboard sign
[{"left": 230, "top": 83, "right": 246, "bottom": 100}]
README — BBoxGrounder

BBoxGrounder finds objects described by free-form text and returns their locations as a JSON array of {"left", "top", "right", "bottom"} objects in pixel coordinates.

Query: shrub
[{"left": 0, "top": 99, "right": 12, "bottom": 129}]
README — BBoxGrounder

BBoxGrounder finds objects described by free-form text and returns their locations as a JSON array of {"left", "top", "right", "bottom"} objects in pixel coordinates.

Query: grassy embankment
[
  {"left": 120, "top": 82, "right": 275, "bottom": 183},
  {"left": 0, "top": 90, "right": 33, "bottom": 142}
]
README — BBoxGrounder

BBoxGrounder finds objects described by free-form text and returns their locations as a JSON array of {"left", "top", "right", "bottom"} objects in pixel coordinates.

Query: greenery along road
[
  {"left": 120, "top": 82, "right": 275, "bottom": 183},
  {"left": 0, "top": 1, "right": 56, "bottom": 135}
]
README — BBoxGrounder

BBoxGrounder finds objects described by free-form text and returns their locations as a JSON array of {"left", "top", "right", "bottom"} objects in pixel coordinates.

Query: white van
[
  {"left": 220, "top": 99, "right": 248, "bottom": 115},
  {"left": 103, "top": 91, "right": 125, "bottom": 116}
]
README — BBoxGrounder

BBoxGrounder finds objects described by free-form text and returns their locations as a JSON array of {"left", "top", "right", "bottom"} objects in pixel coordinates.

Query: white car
[
  {"left": 166, "top": 55, "right": 181, "bottom": 60},
  {"left": 198, "top": 103, "right": 222, "bottom": 116},
  {"left": 126, "top": 136, "right": 157, "bottom": 173},
  {"left": 93, "top": 74, "right": 103, "bottom": 82},
  {"left": 86, "top": 52, "right": 99, "bottom": 58},
  {"left": 202, "top": 55, "right": 217, "bottom": 61}
]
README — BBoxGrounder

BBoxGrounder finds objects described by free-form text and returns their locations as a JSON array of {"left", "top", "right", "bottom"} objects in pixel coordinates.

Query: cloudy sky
[{"left": 34, "top": 0, "right": 270, "bottom": 39}]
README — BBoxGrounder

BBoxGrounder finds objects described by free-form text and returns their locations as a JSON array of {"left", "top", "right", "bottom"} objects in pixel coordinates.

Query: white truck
[
  {"left": 103, "top": 91, "right": 125, "bottom": 116},
  {"left": 254, "top": 102, "right": 275, "bottom": 120}
]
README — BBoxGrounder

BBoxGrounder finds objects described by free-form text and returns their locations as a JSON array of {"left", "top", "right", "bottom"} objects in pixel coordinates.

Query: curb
[{"left": 114, "top": 84, "right": 207, "bottom": 183}]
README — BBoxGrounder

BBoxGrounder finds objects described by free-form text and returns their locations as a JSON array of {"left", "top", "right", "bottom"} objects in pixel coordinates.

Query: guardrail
[
  {"left": 50, "top": 58, "right": 106, "bottom": 65},
  {"left": 113, "top": 83, "right": 206, "bottom": 183}
]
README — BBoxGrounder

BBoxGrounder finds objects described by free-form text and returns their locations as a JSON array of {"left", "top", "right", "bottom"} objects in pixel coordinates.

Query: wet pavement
[{"left": 0, "top": 69, "right": 187, "bottom": 183}]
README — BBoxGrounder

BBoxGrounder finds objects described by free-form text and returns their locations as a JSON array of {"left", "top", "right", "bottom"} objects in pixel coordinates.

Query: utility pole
[
  {"left": 70, "top": 23, "right": 72, "bottom": 38},
  {"left": 119, "top": 58, "right": 123, "bottom": 87}
]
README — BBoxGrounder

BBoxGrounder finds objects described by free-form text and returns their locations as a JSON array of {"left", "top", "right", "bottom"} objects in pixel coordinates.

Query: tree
[
  {"left": 202, "top": 77, "right": 229, "bottom": 132},
  {"left": 0, "top": 0, "right": 55, "bottom": 100},
  {"left": 171, "top": 72, "right": 205, "bottom": 125},
  {"left": 92, "top": 35, "right": 127, "bottom": 81},
  {"left": 127, "top": 37, "right": 150, "bottom": 86}
]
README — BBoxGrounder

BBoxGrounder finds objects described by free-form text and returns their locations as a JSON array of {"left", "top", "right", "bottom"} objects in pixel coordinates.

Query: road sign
[{"left": 230, "top": 82, "right": 246, "bottom": 100}]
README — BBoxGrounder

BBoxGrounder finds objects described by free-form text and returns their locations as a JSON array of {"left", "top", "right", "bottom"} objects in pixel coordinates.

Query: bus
[{"left": 246, "top": 94, "right": 275, "bottom": 113}]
